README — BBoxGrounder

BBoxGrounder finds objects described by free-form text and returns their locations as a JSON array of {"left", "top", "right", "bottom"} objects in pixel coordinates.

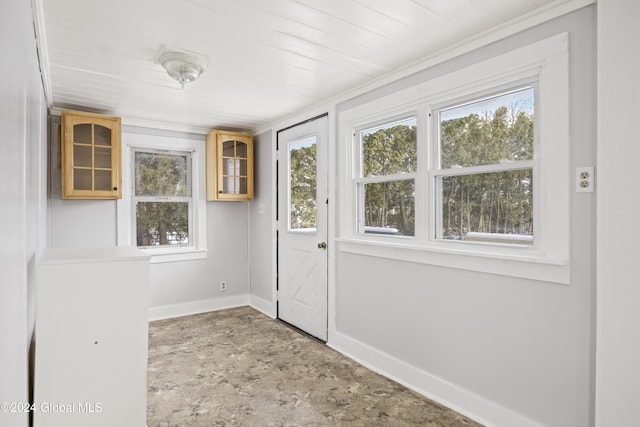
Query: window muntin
[
  {"left": 288, "top": 136, "right": 317, "bottom": 232},
  {"left": 357, "top": 117, "right": 417, "bottom": 237},
  {"left": 133, "top": 150, "right": 192, "bottom": 248},
  {"left": 435, "top": 86, "right": 535, "bottom": 245}
]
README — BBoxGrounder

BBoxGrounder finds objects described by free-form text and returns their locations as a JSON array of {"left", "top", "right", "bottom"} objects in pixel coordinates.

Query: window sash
[
  {"left": 436, "top": 86, "right": 535, "bottom": 169},
  {"left": 433, "top": 168, "right": 535, "bottom": 243},
  {"left": 356, "top": 176, "right": 416, "bottom": 236},
  {"left": 132, "top": 148, "right": 194, "bottom": 249},
  {"left": 356, "top": 115, "right": 418, "bottom": 179},
  {"left": 432, "top": 82, "right": 537, "bottom": 246},
  {"left": 134, "top": 200, "right": 193, "bottom": 248},
  {"left": 133, "top": 148, "right": 192, "bottom": 197}
]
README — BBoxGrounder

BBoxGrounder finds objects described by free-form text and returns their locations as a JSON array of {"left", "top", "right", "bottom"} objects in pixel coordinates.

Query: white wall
[
  {"left": 318, "top": 7, "right": 594, "bottom": 427},
  {"left": 2, "top": 2, "right": 607, "bottom": 427},
  {"left": 596, "top": 1, "right": 640, "bottom": 426},
  {"left": 147, "top": 200, "right": 249, "bottom": 318},
  {"left": 48, "top": 124, "right": 250, "bottom": 318},
  {"left": 0, "top": 0, "right": 48, "bottom": 425},
  {"left": 36, "top": 4, "right": 606, "bottom": 427},
  {"left": 248, "top": 7, "right": 596, "bottom": 426},
  {"left": 248, "top": 130, "right": 275, "bottom": 315}
]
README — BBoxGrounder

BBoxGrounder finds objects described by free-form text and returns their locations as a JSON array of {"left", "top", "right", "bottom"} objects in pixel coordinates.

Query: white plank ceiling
[{"left": 37, "top": 0, "right": 580, "bottom": 133}]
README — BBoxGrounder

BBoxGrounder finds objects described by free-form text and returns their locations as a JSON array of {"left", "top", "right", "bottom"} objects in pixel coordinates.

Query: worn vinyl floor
[{"left": 147, "top": 306, "right": 483, "bottom": 427}]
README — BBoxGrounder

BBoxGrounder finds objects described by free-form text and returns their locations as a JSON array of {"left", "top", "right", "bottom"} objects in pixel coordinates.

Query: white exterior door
[{"left": 277, "top": 115, "right": 328, "bottom": 341}]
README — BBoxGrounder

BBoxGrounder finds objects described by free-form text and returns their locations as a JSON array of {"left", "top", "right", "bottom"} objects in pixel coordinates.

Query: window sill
[
  {"left": 336, "top": 237, "right": 569, "bottom": 284},
  {"left": 137, "top": 247, "right": 208, "bottom": 264}
]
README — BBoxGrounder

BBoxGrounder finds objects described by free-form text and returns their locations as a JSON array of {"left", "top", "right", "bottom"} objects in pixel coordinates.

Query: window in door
[{"left": 288, "top": 136, "right": 317, "bottom": 232}]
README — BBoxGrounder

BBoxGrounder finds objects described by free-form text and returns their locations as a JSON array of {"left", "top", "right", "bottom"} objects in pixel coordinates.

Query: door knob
[{"left": 317, "top": 242, "right": 327, "bottom": 249}]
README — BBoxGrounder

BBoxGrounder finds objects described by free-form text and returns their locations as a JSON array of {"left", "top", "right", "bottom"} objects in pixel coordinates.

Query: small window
[
  {"left": 435, "top": 86, "right": 535, "bottom": 245},
  {"left": 133, "top": 149, "right": 192, "bottom": 247},
  {"left": 288, "top": 136, "right": 317, "bottom": 232},
  {"left": 357, "top": 117, "right": 417, "bottom": 236}
]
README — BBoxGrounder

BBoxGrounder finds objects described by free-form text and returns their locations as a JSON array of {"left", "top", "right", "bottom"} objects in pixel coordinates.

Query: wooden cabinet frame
[
  {"left": 206, "top": 130, "right": 254, "bottom": 201},
  {"left": 61, "top": 110, "right": 122, "bottom": 200}
]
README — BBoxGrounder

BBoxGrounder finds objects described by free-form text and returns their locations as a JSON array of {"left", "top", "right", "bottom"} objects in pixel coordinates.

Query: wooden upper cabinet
[
  {"left": 206, "top": 130, "right": 254, "bottom": 201},
  {"left": 61, "top": 111, "right": 122, "bottom": 200}
]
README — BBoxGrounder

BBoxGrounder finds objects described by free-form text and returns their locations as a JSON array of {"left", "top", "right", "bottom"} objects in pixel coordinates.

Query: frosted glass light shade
[{"left": 159, "top": 51, "right": 207, "bottom": 88}]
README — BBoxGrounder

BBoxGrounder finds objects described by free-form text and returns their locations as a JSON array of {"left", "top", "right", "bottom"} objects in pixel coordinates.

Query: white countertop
[{"left": 40, "top": 246, "right": 150, "bottom": 264}]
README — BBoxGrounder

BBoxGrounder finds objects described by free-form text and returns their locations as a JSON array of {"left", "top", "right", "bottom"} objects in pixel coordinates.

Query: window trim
[
  {"left": 337, "top": 33, "right": 570, "bottom": 284},
  {"left": 116, "top": 132, "right": 207, "bottom": 263}
]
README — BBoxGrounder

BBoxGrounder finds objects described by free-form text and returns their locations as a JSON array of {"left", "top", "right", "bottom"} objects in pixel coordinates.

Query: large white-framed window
[
  {"left": 433, "top": 85, "right": 537, "bottom": 246},
  {"left": 117, "top": 132, "right": 207, "bottom": 263},
  {"left": 337, "top": 33, "right": 570, "bottom": 284},
  {"left": 356, "top": 116, "right": 418, "bottom": 237}
]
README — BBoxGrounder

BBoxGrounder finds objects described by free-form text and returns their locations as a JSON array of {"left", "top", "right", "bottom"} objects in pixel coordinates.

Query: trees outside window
[
  {"left": 351, "top": 87, "right": 535, "bottom": 244},
  {"left": 133, "top": 150, "right": 192, "bottom": 247},
  {"left": 289, "top": 137, "right": 317, "bottom": 231},
  {"left": 339, "top": 34, "right": 570, "bottom": 282},
  {"left": 436, "top": 86, "right": 535, "bottom": 244},
  {"left": 358, "top": 117, "right": 417, "bottom": 236}
]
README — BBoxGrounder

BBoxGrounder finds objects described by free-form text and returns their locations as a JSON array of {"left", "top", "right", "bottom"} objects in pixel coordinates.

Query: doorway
[{"left": 277, "top": 114, "right": 328, "bottom": 341}]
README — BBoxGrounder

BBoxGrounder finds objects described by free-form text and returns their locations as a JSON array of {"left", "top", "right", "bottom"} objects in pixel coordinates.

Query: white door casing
[{"left": 277, "top": 115, "right": 328, "bottom": 341}]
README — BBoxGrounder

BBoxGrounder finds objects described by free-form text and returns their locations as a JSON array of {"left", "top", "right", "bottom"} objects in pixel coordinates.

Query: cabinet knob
[
  {"left": 113, "top": 187, "right": 118, "bottom": 191},
  {"left": 317, "top": 242, "right": 327, "bottom": 249}
]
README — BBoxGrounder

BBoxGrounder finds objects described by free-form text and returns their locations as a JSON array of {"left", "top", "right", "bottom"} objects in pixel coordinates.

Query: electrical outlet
[
  {"left": 220, "top": 281, "right": 227, "bottom": 291},
  {"left": 576, "top": 166, "right": 594, "bottom": 193}
]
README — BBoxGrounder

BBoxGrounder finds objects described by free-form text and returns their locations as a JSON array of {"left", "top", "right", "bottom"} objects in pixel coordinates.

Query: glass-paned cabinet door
[
  {"left": 61, "top": 111, "right": 122, "bottom": 200},
  {"left": 206, "top": 130, "right": 253, "bottom": 201}
]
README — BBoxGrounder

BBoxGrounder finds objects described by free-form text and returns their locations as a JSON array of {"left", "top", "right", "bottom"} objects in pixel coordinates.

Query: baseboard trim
[
  {"left": 249, "top": 294, "right": 276, "bottom": 318},
  {"left": 148, "top": 294, "right": 250, "bottom": 321},
  {"left": 328, "top": 330, "right": 545, "bottom": 427}
]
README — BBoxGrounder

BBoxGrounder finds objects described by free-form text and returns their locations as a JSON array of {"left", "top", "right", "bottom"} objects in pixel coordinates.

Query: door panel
[{"left": 278, "top": 115, "right": 328, "bottom": 341}]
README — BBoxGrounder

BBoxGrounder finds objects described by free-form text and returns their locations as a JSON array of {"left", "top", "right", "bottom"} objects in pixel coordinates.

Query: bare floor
[{"left": 147, "top": 306, "right": 483, "bottom": 427}]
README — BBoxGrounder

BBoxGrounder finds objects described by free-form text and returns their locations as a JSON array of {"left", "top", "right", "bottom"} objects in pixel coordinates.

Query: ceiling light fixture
[{"left": 159, "top": 51, "right": 208, "bottom": 89}]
